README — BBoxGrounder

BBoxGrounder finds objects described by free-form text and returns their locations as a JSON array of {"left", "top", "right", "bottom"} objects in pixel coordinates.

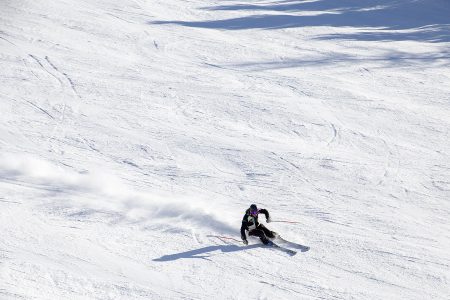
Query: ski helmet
[{"left": 249, "top": 204, "right": 258, "bottom": 216}]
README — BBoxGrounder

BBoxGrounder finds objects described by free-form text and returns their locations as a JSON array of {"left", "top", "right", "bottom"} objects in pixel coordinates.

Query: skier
[{"left": 241, "top": 204, "right": 276, "bottom": 245}]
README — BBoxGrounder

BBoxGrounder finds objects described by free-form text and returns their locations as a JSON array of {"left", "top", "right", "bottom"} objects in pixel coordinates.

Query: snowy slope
[{"left": 1, "top": 0, "right": 449, "bottom": 299}]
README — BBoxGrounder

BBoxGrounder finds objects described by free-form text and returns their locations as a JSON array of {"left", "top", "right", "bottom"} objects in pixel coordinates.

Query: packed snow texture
[{"left": 1, "top": 0, "right": 449, "bottom": 299}]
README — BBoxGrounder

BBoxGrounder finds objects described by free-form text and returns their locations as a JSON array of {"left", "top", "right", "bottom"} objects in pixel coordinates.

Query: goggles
[{"left": 250, "top": 209, "right": 258, "bottom": 216}]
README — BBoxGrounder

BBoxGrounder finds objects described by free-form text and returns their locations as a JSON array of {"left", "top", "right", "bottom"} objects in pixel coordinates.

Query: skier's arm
[
  {"left": 259, "top": 208, "right": 270, "bottom": 220},
  {"left": 241, "top": 223, "right": 248, "bottom": 239},
  {"left": 241, "top": 216, "right": 248, "bottom": 240}
]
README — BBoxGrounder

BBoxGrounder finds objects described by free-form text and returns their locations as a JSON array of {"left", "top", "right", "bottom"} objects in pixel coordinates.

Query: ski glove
[{"left": 242, "top": 239, "right": 248, "bottom": 245}]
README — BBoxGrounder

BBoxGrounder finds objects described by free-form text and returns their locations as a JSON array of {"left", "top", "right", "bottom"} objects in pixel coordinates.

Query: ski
[
  {"left": 209, "top": 235, "right": 297, "bottom": 256},
  {"left": 266, "top": 241, "right": 297, "bottom": 256},
  {"left": 275, "top": 236, "right": 310, "bottom": 252}
]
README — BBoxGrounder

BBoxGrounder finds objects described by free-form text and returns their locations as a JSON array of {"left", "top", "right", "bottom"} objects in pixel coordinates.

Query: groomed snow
[{"left": 1, "top": 0, "right": 449, "bottom": 299}]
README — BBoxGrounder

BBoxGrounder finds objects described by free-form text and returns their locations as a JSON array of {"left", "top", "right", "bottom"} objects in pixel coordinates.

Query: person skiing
[{"left": 241, "top": 204, "right": 277, "bottom": 245}]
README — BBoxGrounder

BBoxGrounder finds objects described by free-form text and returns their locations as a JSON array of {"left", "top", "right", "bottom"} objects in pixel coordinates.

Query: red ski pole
[
  {"left": 270, "top": 220, "right": 301, "bottom": 224},
  {"left": 207, "top": 235, "right": 242, "bottom": 243}
]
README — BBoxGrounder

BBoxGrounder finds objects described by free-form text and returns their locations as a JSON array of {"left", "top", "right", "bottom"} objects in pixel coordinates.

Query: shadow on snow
[
  {"left": 150, "top": 0, "right": 450, "bottom": 43},
  {"left": 153, "top": 244, "right": 261, "bottom": 261},
  {"left": 229, "top": 50, "right": 450, "bottom": 71}
]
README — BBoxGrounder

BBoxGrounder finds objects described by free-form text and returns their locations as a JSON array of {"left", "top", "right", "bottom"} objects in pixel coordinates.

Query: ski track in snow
[{"left": 1, "top": 0, "right": 450, "bottom": 299}]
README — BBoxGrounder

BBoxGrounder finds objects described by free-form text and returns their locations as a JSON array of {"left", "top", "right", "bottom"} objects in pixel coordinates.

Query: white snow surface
[{"left": 1, "top": 0, "right": 450, "bottom": 299}]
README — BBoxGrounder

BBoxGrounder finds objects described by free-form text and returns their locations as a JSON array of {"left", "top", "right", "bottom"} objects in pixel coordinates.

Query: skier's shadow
[{"left": 153, "top": 244, "right": 260, "bottom": 261}]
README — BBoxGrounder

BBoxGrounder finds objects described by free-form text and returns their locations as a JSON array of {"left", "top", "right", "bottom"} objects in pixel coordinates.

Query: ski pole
[
  {"left": 270, "top": 220, "right": 301, "bottom": 224},
  {"left": 207, "top": 235, "right": 242, "bottom": 243}
]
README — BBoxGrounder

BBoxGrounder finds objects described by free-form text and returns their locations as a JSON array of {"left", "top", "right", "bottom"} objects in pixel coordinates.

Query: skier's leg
[
  {"left": 259, "top": 224, "right": 276, "bottom": 239},
  {"left": 249, "top": 229, "right": 270, "bottom": 245}
]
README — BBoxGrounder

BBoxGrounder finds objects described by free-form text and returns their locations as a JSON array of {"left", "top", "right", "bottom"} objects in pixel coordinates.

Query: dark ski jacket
[{"left": 240, "top": 208, "right": 270, "bottom": 240}]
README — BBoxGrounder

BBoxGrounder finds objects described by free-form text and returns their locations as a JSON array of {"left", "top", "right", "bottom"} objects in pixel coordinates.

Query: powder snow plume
[{"left": 0, "top": 153, "right": 236, "bottom": 234}]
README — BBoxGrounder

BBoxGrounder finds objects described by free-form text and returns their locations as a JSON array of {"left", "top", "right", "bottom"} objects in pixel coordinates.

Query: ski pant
[{"left": 249, "top": 224, "right": 275, "bottom": 245}]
